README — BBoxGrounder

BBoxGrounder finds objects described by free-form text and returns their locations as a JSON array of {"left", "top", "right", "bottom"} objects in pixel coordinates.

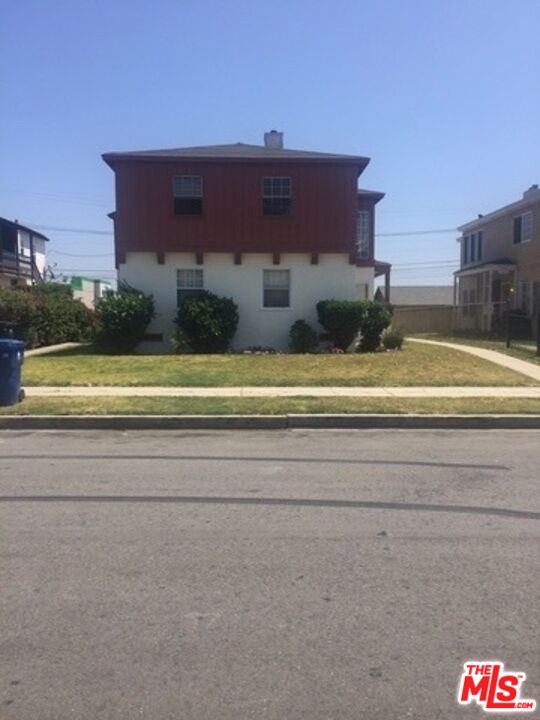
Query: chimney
[
  {"left": 264, "top": 130, "right": 284, "bottom": 150},
  {"left": 523, "top": 184, "right": 539, "bottom": 199}
]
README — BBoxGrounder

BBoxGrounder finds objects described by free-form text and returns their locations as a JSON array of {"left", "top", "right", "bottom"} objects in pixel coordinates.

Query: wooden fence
[{"left": 391, "top": 305, "right": 455, "bottom": 335}]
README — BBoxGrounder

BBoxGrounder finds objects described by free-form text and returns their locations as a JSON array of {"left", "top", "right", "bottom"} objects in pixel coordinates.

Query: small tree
[
  {"left": 175, "top": 291, "right": 239, "bottom": 353},
  {"left": 316, "top": 300, "right": 366, "bottom": 351},
  {"left": 358, "top": 302, "right": 393, "bottom": 352},
  {"left": 95, "top": 283, "right": 155, "bottom": 353},
  {"left": 289, "top": 319, "right": 319, "bottom": 353}
]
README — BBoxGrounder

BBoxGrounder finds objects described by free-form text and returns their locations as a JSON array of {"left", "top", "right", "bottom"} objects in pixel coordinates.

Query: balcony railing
[{"left": 0, "top": 250, "right": 42, "bottom": 283}]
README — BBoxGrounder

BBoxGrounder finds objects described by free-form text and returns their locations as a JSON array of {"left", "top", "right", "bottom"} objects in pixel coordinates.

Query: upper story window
[
  {"left": 263, "top": 177, "right": 291, "bottom": 216},
  {"left": 356, "top": 211, "right": 370, "bottom": 259},
  {"left": 513, "top": 211, "right": 533, "bottom": 244},
  {"left": 173, "top": 176, "right": 203, "bottom": 215},
  {"left": 176, "top": 268, "right": 204, "bottom": 306},
  {"left": 263, "top": 269, "right": 290, "bottom": 307},
  {"left": 462, "top": 231, "right": 483, "bottom": 265}
]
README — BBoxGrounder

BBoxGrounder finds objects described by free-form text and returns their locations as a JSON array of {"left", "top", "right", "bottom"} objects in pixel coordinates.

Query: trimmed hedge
[
  {"left": 317, "top": 299, "right": 393, "bottom": 352},
  {"left": 94, "top": 283, "right": 155, "bottom": 353},
  {"left": 289, "top": 319, "right": 319, "bottom": 353},
  {"left": 175, "top": 291, "right": 239, "bottom": 353},
  {"left": 358, "top": 302, "right": 392, "bottom": 352},
  {"left": 316, "top": 300, "right": 365, "bottom": 350}
]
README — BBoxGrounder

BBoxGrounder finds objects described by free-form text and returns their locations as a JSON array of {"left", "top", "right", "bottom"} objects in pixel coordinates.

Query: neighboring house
[
  {"left": 103, "top": 131, "right": 391, "bottom": 351},
  {"left": 374, "top": 285, "right": 453, "bottom": 305},
  {"left": 0, "top": 217, "right": 48, "bottom": 287},
  {"left": 69, "top": 276, "right": 112, "bottom": 309},
  {"left": 455, "top": 185, "right": 540, "bottom": 334}
]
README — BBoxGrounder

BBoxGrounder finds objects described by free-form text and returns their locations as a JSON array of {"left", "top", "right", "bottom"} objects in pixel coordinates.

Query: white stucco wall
[{"left": 118, "top": 252, "right": 374, "bottom": 352}]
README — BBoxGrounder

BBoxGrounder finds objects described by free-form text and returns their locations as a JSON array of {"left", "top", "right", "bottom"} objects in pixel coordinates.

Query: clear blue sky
[{"left": 1, "top": 0, "right": 539, "bottom": 286}]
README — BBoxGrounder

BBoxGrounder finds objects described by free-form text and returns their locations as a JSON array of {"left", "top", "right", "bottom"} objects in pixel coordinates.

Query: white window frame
[
  {"left": 514, "top": 211, "right": 533, "bottom": 244},
  {"left": 173, "top": 176, "right": 203, "bottom": 198},
  {"left": 262, "top": 269, "right": 291, "bottom": 309},
  {"left": 356, "top": 211, "right": 370, "bottom": 259},
  {"left": 262, "top": 177, "right": 292, "bottom": 216},
  {"left": 521, "top": 211, "right": 533, "bottom": 243},
  {"left": 176, "top": 268, "right": 204, "bottom": 306}
]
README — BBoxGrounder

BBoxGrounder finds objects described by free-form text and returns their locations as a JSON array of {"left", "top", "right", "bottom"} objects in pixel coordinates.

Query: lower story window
[
  {"left": 263, "top": 269, "right": 290, "bottom": 308},
  {"left": 177, "top": 268, "right": 204, "bottom": 306}
]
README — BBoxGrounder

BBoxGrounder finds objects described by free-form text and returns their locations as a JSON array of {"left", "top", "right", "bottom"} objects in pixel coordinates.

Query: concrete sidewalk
[
  {"left": 25, "top": 385, "right": 540, "bottom": 398},
  {"left": 408, "top": 337, "right": 540, "bottom": 381}
]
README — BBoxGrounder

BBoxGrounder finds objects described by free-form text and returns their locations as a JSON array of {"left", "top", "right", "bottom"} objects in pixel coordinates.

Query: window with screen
[
  {"left": 356, "top": 211, "right": 370, "bottom": 259},
  {"left": 173, "top": 176, "right": 203, "bottom": 215},
  {"left": 176, "top": 268, "right": 204, "bottom": 306},
  {"left": 263, "top": 269, "right": 290, "bottom": 307},
  {"left": 262, "top": 177, "right": 291, "bottom": 216}
]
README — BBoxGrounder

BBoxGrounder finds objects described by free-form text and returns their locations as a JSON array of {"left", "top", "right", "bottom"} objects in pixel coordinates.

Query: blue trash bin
[{"left": 0, "top": 339, "right": 25, "bottom": 406}]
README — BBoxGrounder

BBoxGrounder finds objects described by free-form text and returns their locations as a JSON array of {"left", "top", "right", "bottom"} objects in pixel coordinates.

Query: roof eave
[{"left": 102, "top": 153, "right": 370, "bottom": 170}]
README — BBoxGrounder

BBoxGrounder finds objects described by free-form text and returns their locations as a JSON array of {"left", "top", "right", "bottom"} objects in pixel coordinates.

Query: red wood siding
[{"left": 112, "top": 160, "right": 365, "bottom": 264}]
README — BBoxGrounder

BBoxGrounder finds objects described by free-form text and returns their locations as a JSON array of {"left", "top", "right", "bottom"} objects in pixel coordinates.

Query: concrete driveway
[{"left": 0, "top": 429, "right": 538, "bottom": 719}]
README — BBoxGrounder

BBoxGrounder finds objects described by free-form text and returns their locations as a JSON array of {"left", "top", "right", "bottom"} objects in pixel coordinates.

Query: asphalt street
[{"left": 0, "top": 429, "right": 539, "bottom": 720}]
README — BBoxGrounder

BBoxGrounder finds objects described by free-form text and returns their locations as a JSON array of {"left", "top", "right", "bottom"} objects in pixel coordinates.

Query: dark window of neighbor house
[
  {"left": 263, "top": 269, "right": 290, "bottom": 307},
  {"left": 173, "top": 176, "right": 203, "bottom": 215},
  {"left": 262, "top": 177, "right": 291, "bottom": 216},
  {"left": 176, "top": 268, "right": 204, "bottom": 306},
  {"left": 477, "top": 231, "right": 483, "bottom": 261},
  {"left": 462, "top": 236, "right": 469, "bottom": 264},
  {"left": 470, "top": 233, "right": 476, "bottom": 263}
]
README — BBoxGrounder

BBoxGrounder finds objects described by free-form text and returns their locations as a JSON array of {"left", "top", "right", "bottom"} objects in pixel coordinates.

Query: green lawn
[
  {"left": 413, "top": 334, "right": 540, "bottom": 366},
  {"left": 22, "top": 342, "right": 535, "bottom": 387},
  {"left": 2, "top": 397, "right": 540, "bottom": 415}
]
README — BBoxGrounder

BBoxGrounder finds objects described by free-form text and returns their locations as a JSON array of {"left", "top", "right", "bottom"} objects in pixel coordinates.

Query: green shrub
[
  {"left": 382, "top": 328, "right": 404, "bottom": 350},
  {"left": 0, "top": 288, "right": 37, "bottom": 345},
  {"left": 171, "top": 327, "right": 191, "bottom": 354},
  {"left": 175, "top": 291, "right": 239, "bottom": 353},
  {"left": 32, "top": 284, "right": 95, "bottom": 346},
  {"left": 316, "top": 300, "right": 365, "bottom": 351},
  {"left": 0, "top": 283, "right": 95, "bottom": 348},
  {"left": 289, "top": 319, "right": 319, "bottom": 353},
  {"left": 358, "top": 302, "right": 393, "bottom": 352},
  {"left": 95, "top": 284, "right": 155, "bottom": 353}
]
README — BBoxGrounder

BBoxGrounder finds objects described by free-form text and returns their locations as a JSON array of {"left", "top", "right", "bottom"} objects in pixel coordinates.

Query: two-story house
[
  {"left": 455, "top": 185, "right": 540, "bottom": 335},
  {"left": 103, "top": 131, "right": 390, "bottom": 351},
  {"left": 0, "top": 217, "right": 48, "bottom": 287}
]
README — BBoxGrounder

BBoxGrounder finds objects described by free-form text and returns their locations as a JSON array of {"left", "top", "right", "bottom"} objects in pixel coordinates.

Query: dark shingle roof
[
  {"left": 0, "top": 217, "right": 50, "bottom": 242},
  {"left": 103, "top": 143, "right": 369, "bottom": 166}
]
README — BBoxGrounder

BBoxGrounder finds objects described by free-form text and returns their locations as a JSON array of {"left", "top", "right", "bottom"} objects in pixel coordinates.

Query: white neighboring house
[
  {"left": 69, "top": 276, "right": 113, "bottom": 308},
  {"left": 0, "top": 217, "right": 48, "bottom": 287},
  {"left": 103, "top": 132, "right": 391, "bottom": 351}
]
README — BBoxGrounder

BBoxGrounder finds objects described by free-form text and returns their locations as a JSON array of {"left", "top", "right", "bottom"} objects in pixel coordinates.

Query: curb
[{"left": 1, "top": 414, "right": 540, "bottom": 430}]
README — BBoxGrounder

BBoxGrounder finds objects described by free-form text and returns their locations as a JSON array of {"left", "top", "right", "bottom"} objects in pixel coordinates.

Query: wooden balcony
[{"left": 0, "top": 250, "right": 42, "bottom": 283}]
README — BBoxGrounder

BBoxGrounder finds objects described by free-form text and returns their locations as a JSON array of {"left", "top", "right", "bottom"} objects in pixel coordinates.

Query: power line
[
  {"left": 376, "top": 228, "right": 456, "bottom": 237},
  {"left": 50, "top": 249, "right": 114, "bottom": 258},
  {"left": 25, "top": 223, "right": 113, "bottom": 236},
  {"left": 24, "top": 221, "right": 459, "bottom": 239}
]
